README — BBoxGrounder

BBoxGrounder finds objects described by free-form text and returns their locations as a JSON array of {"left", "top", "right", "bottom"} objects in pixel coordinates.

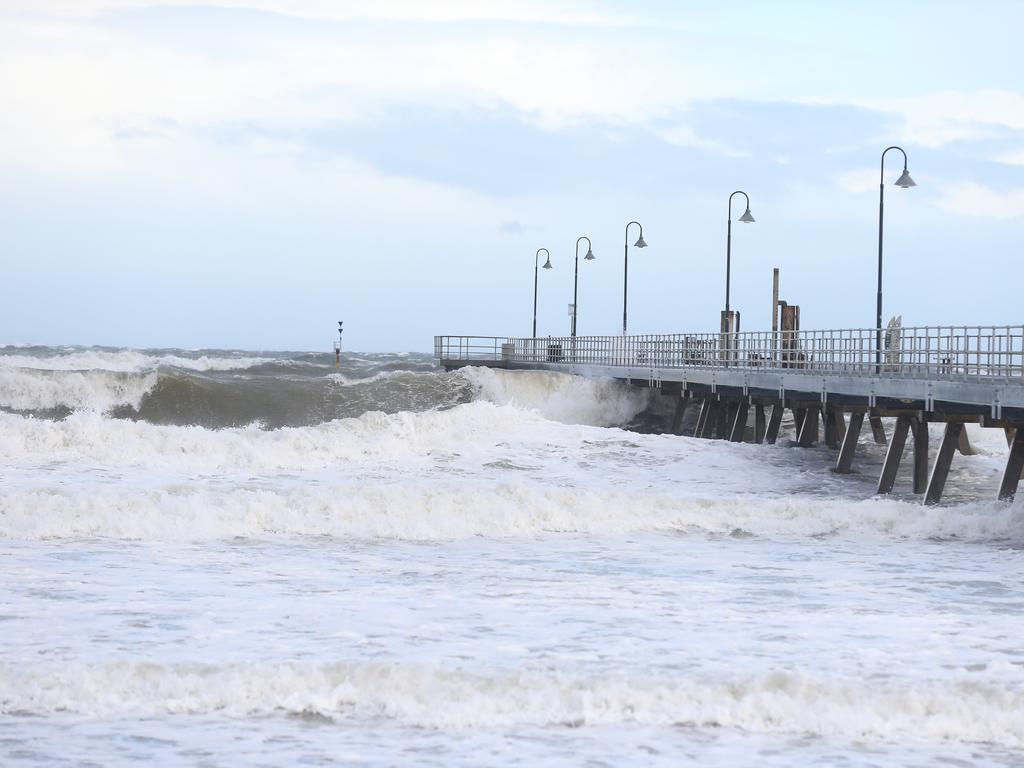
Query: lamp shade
[
  {"left": 634, "top": 235, "right": 648, "bottom": 248},
  {"left": 542, "top": 257, "right": 553, "bottom": 269},
  {"left": 584, "top": 248, "right": 595, "bottom": 260},
  {"left": 895, "top": 169, "right": 916, "bottom": 188},
  {"left": 739, "top": 208, "right": 755, "bottom": 223}
]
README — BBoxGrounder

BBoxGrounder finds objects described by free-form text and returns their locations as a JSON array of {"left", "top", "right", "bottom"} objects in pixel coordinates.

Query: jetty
[{"left": 435, "top": 325, "right": 1024, "bottom": 504}]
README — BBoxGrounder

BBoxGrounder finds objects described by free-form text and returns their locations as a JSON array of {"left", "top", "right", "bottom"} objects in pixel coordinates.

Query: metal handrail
[{"left": 435, "top": 325, "right": 1024, "bottom": 382}]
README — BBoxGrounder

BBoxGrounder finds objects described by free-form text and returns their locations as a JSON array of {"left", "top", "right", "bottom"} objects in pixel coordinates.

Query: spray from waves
[
  {"left": 3, "top": 480, "right": 1021, "bottom": 542},
  {"left": 459, "top": 366, "right": 652, "bottom": 427},
  {"left": 0, "top": 349, "right": 275, "bottom": 373},
  {"left": 2, "top": 661, "right": 1021, "bottom": 746},
  {"left": 0, "top": 367, "right": 159, "bottom": 412}
]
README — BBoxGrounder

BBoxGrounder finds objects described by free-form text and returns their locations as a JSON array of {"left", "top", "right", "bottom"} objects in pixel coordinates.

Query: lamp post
[
  {"left": 724, "top": 191, "right": 755, "bottom": 317},
  {"left": 532, "top": 248, "right": 552, "bottom": 338},
  {"left": 876, "top": 146, "right": 916, "bottom": 372},
  {"left": 622, "top": 221, "right": 647, "bottom": 335},
  {"left": 571, "top": 236, "right": 594, "bottom": 338}
]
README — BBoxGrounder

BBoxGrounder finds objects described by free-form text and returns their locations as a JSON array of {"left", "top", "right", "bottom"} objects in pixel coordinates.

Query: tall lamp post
[
  {"left": 724, "top": 191, "right": 755, "bottom": 319},
  {"left": 622, "top": 221, "right": 647, "bottom": 335},
  {"left": 876, "top": 146, "right": 916, "bottom": 371},
  {"left": 571, "top": 236, "right": 594, "bottom": 338},
  {"left": 532, "top": 248, "right": 552, "bottom": 338}
]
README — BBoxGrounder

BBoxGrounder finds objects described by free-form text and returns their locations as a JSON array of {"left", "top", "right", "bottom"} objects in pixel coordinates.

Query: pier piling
[
  {"left": 878, "top": 415, "right": 911, "bottom": 494},
  {"left": 925, "top": 422, "right": 963, "bottom": 505},
  {"left": 834, "top": 411, "right": 864, "bottom": 473},
  {"left": 998, "top": 427, "right": 1024, "bottom": 501}
]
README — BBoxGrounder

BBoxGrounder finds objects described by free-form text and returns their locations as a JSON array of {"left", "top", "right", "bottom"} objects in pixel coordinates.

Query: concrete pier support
[
  {"left": 765, "top": 403, "right": 784, "bottom": 444},
  {"left": 869, "top": 416, "right": 887, "bottom": 446},
  {"left": 877, "top": 415, "right": 911, "bottom": 494},
  {"left": 998, "top": 426, "right": 1024, "bottom": 501},
  {"left": 729, "top": 401, "right": 748, "bottom": 442},
  {"left": 754, "top": 404, "right": 767, "bottom": 444},
  {"left": 925, "top": 422, "right": 963, "bottom": 505},
  {"left": 797, "top": 406, "right": 820, "bottom": 446},
  {"left": 957, "top": 427, "right": 976, "bottom": 455},
  {"left": 834, "top": 411, "right": 864, "bottom": 473},
  {"left": 911, "top": 416, "right": 929, "bottom": 495}
]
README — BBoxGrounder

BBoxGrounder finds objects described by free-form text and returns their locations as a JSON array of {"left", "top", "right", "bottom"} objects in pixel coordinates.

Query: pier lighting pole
[
  {"left": 572, "top": 236, "right": 594, "bottom": 338},
  {"left": 876, "top": 146, "right": 916, "bottom": 372},
  {"left": 533, "top": 248, "right": 552, "bottom": 338},
  {"left": 622, "top": 221, "right": 647, "bottom": 335},
  {"left": 725, "top": 191, "right": 755, "bottom": 317}
]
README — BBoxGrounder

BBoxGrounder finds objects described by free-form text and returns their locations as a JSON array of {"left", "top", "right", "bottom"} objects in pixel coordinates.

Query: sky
[{"left": 0, "top": 0, "right": 1022, "bottom": 352}]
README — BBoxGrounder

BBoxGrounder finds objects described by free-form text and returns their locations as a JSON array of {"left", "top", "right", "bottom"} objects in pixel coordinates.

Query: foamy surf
[{"left": 2, "top": 661, "right": 1021, "bottom": 747}]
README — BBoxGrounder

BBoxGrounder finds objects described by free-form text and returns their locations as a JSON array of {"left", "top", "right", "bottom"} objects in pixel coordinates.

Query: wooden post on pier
[
  {"left": 754, "top": 404, "right": 767, "bottom": 444},
  {"left": 671, "top": 395, "right": 687, "bottom": 435},
  {"left": 824, "top": 409, "right": 846, "bottom": 449},
  {"left": 869, "top": 416, "right": 887, "bottom": 445},
  {"left": 797, "top": 405, "right": 820, "bottom": 446},
  {"left": 998, "top": 427, "right": 1024, "bottom": 501},
  {"left": 729, "top": 400, "right": 749, "bottom": 442},
  {"left": 877, "top": 415, "right": 912, "bottom": 494},
  {"left": 719, "top": 401, "right": 736, "bottom": 439},
  {"left": 911, "top": 416, "right": 929, "bottom": 494},
  {"left": 699, "top": 398, "right": 719, "bottom": 439},
  {"left": 925, "top": 422, "right": 963, "bottom": 505},
  {"left": 834, "top": 411, "right": 864, "bottom": 473},
  {"left": 765, "top": 403, "right": 784, "bottom": 444}
]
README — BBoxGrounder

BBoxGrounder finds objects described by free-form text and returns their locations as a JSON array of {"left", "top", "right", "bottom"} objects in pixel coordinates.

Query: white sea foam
[
  {"left": 1, "top": 661, "right": 1021, "bottom": 746},
  {"left": 0, "top": 368, "right": 159, "bottom": 411},
  {"left": 460, "top": 367, "right": 651, "bottom": 426},
  {"left": 2, "top": 481, "right": 1020, "bottom": 542},
  {"left": 0, "top": 349, "right": 273, "bottom": 373}
]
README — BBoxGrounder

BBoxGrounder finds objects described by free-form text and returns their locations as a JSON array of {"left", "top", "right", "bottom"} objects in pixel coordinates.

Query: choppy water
[{"left": 1, "top": 344, "right": 1022, "bottom": 766}]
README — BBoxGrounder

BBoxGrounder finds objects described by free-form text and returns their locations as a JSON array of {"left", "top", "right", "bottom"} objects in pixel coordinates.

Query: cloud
[
  {"left": 994, "top": 148, "right": 1024, "bottom": 166},
  {"left": 935, "top": 181, "right": 1024, "bottom": 220}
]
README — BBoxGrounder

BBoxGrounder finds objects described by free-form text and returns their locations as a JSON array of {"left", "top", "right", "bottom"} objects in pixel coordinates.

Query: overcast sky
[{"left": 1, "top": 0, "right": 1022, "bottom": 351}]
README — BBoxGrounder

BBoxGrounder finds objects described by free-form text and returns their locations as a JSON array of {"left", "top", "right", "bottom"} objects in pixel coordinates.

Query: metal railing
[{"left": 435, "top": 325, "right": 1024, "bottom": 382}]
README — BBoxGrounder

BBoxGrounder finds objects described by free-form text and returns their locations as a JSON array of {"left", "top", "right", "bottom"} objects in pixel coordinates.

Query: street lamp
[
  {"left": 622, "top": 221, "right": 647, "bottom": 335},
  {"left": 876, "top": 146, "right": 916, "bottom": 371},
  {"left": 571, "top": 236, "right": 594, "bottom": 338},
  {"left": 532, "top": 247, "right": 552, "bottom": 338},
  {"left": 725, "top": 190, "right": 755, "bottom": 317}
]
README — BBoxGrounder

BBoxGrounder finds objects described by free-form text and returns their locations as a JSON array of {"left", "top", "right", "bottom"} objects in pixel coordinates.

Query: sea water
[{"left": 1, "top": 346, "right": 1022, "bottom": 766}]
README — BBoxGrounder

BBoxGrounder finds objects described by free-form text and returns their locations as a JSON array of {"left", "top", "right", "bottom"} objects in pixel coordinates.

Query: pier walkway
[{"left": 435, "top": 325, "right": 1024, "bottom": 504}]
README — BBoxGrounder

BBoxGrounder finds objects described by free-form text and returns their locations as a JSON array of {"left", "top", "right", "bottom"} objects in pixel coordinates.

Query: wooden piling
[
  {"left": 869, "top": 416, "right": 887, "bottom": 446},
  {"left": 765, "top": 403, "right": 783, "bottom": 444},
  {"left": 754, "top": 404, "right": 767, "bottom": 444},
  {"left": 716, "top": 401, "right": 732, "bottom": 440},
  {"left": 671, "top": 396, "right": 686, "bottom": 435},
  {"left": 695, "top": 398, "right": 712, "bottom": 437},
  {"left": 698, "top": 398, "right": 718, "bottom": 439},
  {"left": 998, "top": 426, "right": 1024, "bottom": 501},
  {"left": 911, "top": 416, "right": 929, "bottom": 494},
  {"left": 729, "top": 402, "right": 748, "bottom": 442},
  {"left": 925, "top": 422, "right": 963, "bottom": 505},
  {"left": 877, "top": 415, "right": 911, "bottom": 494},
  {"left": 824, "top": 410, "right": 839, "bottom": 449},
  {"left": 834, "top": 411, "right": 864, "bottom": 473},
  {"left": 797, "top": 406, "right": 820, "bottom": 446}
]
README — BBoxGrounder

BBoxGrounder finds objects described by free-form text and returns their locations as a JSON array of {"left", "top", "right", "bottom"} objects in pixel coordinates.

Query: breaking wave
[{"left": 2, "top": 661, "right": 1021, "bottom": 746}]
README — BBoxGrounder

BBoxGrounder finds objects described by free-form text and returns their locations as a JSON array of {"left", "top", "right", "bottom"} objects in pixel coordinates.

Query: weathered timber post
[
  {"left": 869, "top": 416, "right": 887, "bottom": 445},
  {"left": 957, "top": 427, "right": 976, "bottom": 456},
  {"left": 694, "top": 398, "right": 712, "bottom": 437},
  {"left": 700, "top": 398, "right": 720, "bottom": 439},
  {"left": 729, "top": 401, "right": 749, "bottom": 442},
  {"left": 717, "top": 401, "right": 735, "bottom": 439},
  {"left": 911, "top": 416, "right": 929, "bottom": 494},
  {"left": 998, "top": 427, "right": 1024, "bottom": 501},
  {"left": 824, "top": 410, "right": 840, "bottom": 449},
  {"left": 765, "top": 403, "right": 784, "bottom": 444},
  {"left": 797, "top": 406, "right": 821, "bottom": 446},
  {"left": 878, "top": 415, "right": 912, "bottom": 494},
  {"left": 835, "top": 411, "right": 865, "bottom": 473},
  {"left": 925, "top": 422, "right": 964, "bottom": 505},
  {"left": 794, "top": 407, "right": 806, "bottom": 436},
  {"left": 754, "top": 404, "right": 767, "bottom": 444},
  {"left": 671, "top": 395, "right": 687, "bottom": 435}
]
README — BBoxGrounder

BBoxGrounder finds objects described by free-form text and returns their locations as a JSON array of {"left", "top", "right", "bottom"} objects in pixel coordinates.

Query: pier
[{"left": 435, "top": 326, "right": 1024, "bottom": 504}]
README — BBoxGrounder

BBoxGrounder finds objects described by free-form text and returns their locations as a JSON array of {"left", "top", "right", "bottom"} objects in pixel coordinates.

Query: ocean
[{"left": 1, "top": 344, "right": 1022, "bottom": 766}]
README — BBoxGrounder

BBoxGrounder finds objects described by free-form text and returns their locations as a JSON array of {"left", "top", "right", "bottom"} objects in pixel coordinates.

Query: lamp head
[
  {"left": 634, "top": 235, "right": 648, "bottom": 248},
  {"left": 542, "top": 256, "right": 553, "bottom": 269},
  {"left": 738, "top": 208, "right": 755, "bottom": 223},
  {"left": 584, "top": 247, "right": 595, "bottom": 260},
  {"left": 894, "top": 169, "right": 916, "bottom": 188}
]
